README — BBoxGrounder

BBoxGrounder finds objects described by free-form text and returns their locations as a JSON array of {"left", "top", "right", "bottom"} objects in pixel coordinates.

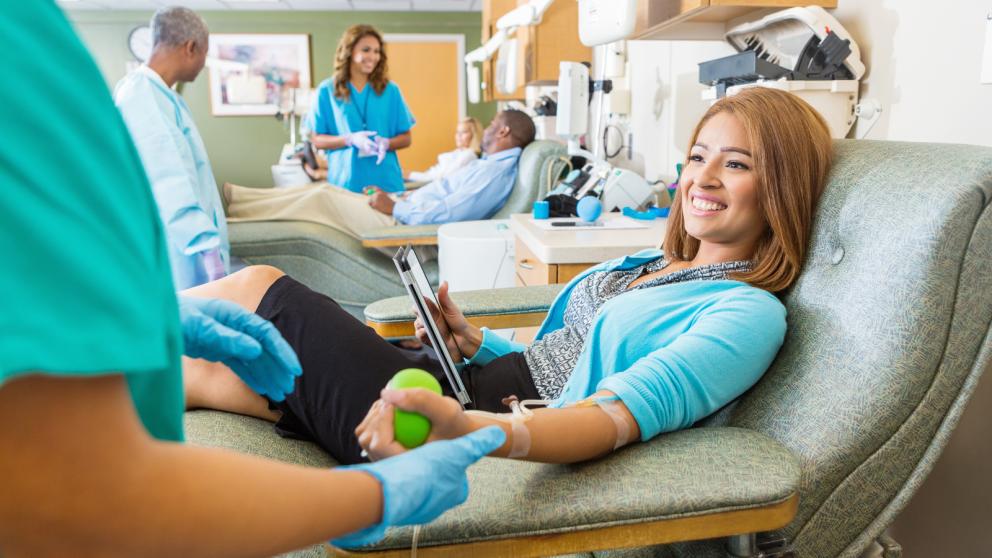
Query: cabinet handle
[{"left": 519, "top": 260, "right": 534, "bottom": 270}]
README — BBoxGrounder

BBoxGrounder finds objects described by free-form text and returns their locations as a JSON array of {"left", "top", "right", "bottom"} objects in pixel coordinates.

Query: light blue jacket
[
  {"left": 393, "top": 147, "right": 521, "bottom": 225},
  {"left": 468, "top": 250, "right": 787, "bottom": 441},
  {"left": 114, "top": 66, "right": 229, "bottom": 290}
]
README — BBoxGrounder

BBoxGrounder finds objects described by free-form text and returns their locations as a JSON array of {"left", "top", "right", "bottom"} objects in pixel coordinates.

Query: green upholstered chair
[
  {"left": 226, "top": 140, "right": 569, "bottom": 319},
  {"left": 187, "top": 139, "right": 992, "bottom": 558}
]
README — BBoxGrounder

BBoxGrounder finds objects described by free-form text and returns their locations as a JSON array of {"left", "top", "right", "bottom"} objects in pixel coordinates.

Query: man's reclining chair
[
  {"left": 187, "top": 139, "right": 992, "bottom": 557},
  {"left": 226, "top": 140, "right": 568, "bottom": 319}
]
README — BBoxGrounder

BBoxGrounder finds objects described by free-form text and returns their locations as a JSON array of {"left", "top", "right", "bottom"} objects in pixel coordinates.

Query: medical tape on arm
[
  {"left": 567, "top": 395, "right": 634, "bottom": 451},
  {"left": 466, "top": 398, "right": 548, "bottom": 459}
]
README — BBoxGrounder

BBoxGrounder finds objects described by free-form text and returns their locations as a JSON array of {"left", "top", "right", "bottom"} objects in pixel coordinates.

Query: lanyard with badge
[{"left": 352, "top": 86, "right": 372, "bottom": 131}]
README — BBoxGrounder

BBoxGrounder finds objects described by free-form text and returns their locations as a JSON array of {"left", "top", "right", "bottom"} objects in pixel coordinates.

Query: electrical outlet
[{"left": 982, "top": 13, "right": 992, "bottom": 84}]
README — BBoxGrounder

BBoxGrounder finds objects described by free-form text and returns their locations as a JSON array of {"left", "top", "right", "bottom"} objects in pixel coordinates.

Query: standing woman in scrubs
[{"left": 310, "top": 25, "right": 414, "bottom": 193}]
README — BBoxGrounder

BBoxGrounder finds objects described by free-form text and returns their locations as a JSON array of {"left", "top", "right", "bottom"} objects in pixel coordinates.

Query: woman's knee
[
  {"left": 231, "top": 265, "right": 285, "bottom": 288},
  {"left": 223, "top": 265, "right": 286, "bottom": 310},
  {"left": 183, "top": 265, "right": 285, "bottom": 310}
]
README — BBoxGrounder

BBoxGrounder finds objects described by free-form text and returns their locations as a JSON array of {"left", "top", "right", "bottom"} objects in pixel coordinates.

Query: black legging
[{"left": 258, "top": 276, "right": 541, "bottom": 464}]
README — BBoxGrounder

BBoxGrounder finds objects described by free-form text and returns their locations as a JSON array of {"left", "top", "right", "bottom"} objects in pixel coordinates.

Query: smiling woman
[
  {"left": 664, "top": 87, "right": 833, "bottom": 293},
  {"left": 183, "top": 87, "right": 834, "bottom": 473},
  {"left": 306, "top": 24, "right": 415, "bottom": 194}
]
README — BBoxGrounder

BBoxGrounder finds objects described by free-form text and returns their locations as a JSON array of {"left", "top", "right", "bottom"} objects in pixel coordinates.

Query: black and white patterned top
[{"left": 523, "top": 257, "right": 753, "bottom": 400}]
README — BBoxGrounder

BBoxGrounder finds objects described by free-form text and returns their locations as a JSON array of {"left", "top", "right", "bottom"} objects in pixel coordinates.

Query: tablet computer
[
  {"left": 300, "top": 140, "right": 318, "bottom": 170},
  {"left": 393, "top": 245, "right": 472, "bottom": 408}
]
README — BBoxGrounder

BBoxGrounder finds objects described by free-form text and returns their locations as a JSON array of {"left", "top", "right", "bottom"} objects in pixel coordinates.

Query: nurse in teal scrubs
[
  {"left": 0, "top": 4, "right": 502, "bottom": 555},
  {"left": 310, "top": 24, "right": 415, "bottom": 193}
]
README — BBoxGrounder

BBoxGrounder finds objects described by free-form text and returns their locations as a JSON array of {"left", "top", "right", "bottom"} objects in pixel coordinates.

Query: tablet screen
[
  {"left": 404, "top": 247, "right": 439, "bottom": 308},
  {"left": 392, "top": 245, "right": 471, "bottom": 407}
]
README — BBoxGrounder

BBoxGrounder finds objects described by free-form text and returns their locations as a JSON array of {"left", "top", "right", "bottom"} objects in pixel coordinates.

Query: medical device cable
[
  {"left": 410, "top": 524, "right": 420, "bottom": 557},
  {"left": 602, "top": 123, "right": 625, "bottom": 159},
  {"left": 593, "top": 44, "right": 609, "bottom": 161}
]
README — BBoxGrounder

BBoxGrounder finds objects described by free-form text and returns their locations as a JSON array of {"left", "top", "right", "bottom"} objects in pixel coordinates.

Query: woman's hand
[
  {"left": 414, "top": 281, "right": 482, "bottom": 361},
  {"left": 355, "top": 388, "right": 478, "bottom": 461}
]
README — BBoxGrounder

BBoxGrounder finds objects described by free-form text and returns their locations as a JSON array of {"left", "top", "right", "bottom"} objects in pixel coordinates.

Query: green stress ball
[{"left": 387, "top": 368, "right": 443, "bottom": 449}]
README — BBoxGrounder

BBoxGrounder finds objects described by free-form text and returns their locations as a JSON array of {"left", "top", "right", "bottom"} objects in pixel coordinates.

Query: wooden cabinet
[
  {"left": 481, "top": 0, "right": 591, "bottom": 102},
  {"left": 634, "top": 0, "right": 838, "bottom": 40},
  {"left": 514, "top": 237, "right": 592, "bottom": 287}
]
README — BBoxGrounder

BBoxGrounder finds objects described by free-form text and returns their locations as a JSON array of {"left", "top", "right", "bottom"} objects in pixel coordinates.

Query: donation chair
[
  {"left": 186, "top": 139, "right": 992, "bottom": 558},
  {"left": 226, "top": 140, "right": 569, "bottom": 319}
]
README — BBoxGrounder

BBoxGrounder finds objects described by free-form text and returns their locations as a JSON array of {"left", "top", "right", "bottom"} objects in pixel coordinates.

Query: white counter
[{"left": 509, "top": 212, "right": 668, "bottom": 264}]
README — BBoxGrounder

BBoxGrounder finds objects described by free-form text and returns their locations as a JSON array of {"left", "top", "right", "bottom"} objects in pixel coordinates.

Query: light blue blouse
[
  {"left": 311, "top": 79, "right": 415, "bottom": 193},
  {"left": 467, "top": 250, "right": 788, "bottom": 441}
]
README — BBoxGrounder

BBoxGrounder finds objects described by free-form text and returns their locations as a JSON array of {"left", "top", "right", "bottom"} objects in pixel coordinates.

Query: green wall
[{"left": 69, "top": 10, "right": 497, "bottom": 187}]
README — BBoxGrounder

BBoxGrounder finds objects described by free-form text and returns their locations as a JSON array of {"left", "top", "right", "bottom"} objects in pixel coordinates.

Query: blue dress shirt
[{"left": 393, "top": 147, "right": 522, "bottom": 225}]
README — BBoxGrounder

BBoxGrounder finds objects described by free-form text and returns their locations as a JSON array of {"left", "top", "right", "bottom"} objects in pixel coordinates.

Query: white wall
[
  {"left": 835, "top": 0, "right": 992, "bottom": 145},
  {"left": 615, "top": 0, "right": 992, "bottom": 184},
  {"left": 624, "top": 40, "right": 733, "bottom": 184}
]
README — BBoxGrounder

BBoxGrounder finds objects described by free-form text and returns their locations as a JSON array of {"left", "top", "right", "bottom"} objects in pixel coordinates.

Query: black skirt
[{"left": 257, "top": 275, "right": 541, "bottom": 464}]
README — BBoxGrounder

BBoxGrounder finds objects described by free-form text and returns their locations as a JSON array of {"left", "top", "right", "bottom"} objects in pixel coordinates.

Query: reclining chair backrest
[
  {"left": 711, "top": 140, "right": 992, "bottom": 556},
  {"left": 492, "top": 140, "right": 569, "bottom": 219}
]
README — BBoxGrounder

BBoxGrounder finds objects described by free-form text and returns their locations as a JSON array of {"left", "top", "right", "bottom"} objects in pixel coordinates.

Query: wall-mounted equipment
[
  {"left": 465, "top": 0, "right": 554, "bottom": 103},
  {"left": 577, "top": 0, "right": 637, "bottom": 47},
  {"left": 698, "top": 6, "right": 866, "bottom": 138}
]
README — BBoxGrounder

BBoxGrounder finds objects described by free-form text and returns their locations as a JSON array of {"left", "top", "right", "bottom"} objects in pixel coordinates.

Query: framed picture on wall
[{"left": 207, "top": 33, "right": 312, "bottom": 116}]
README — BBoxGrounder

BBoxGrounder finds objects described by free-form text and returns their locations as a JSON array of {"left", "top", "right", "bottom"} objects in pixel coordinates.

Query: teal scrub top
[
  {"left": 0, "top": 2, "right": 185, "bottom": 442},
  {"left": 311, "top": 78, "right": 415, "bottom": 193}
]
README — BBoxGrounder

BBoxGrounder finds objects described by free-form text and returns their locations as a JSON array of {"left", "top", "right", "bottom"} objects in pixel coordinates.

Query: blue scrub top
[{"left": 311, "top": 78, "right": 415, "bottom": 193}]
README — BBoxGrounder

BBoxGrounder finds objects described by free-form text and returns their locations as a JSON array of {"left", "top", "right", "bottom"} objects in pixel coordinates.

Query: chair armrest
[
  {"left": 364, "top": 284, "right": 564, "bottom": 337},
  {"left": 328, "top": 426, "right": 800, "bottom": 557},
  {"left": 403, "top": 179, "right": 430, "bottom": 190},
  {"left": 360, "top": 224, "right": 441, "bottom": 248}
]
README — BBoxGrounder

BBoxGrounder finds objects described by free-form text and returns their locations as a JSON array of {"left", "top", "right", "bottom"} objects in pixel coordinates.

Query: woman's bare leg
[{"left": 181, "top": 265, "right": 288, "bottom": 421}]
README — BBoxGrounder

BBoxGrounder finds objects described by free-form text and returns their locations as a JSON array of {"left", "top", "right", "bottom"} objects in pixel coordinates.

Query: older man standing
[{"left": 115, "top": 7, "right": 228, "bottom": 290}]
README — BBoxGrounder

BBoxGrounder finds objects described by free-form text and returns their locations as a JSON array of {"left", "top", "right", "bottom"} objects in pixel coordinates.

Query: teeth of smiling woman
[{"left": 691, "top": 196, "right": 727, "bottom": 211}]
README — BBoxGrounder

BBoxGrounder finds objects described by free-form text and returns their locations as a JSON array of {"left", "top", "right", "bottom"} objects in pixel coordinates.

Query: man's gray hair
[{"left": 151, "top": 6, "right": 209, "bottom": 49}]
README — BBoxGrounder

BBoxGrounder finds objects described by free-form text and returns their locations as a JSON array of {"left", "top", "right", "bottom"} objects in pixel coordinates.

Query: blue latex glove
[
  {"left": 178, "top": 296, "right": 302, "bottom": 401},
  {"left": 332, "top": 426, "right": 506, "bottom": 548},
  {"left": 373, "top": 136, "right": 390, "bottom": 165},
  {"left": 346, "top": 130, "right": 378, "bottom": 158}
]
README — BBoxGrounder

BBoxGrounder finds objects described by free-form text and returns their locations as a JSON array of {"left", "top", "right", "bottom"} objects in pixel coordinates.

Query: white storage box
[{"left": 438, "top": 219, "right": 515, "bottom": 292}]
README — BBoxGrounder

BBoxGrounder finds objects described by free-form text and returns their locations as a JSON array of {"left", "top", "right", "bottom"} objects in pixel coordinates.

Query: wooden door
[{"left": 385, "top": 37, "right": 463, "bottom": 175}]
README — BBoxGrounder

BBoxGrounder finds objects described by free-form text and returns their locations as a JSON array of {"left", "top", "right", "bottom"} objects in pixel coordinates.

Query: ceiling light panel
[
  {"left": 176, "top": 0, "right": 233, "bottom": 8},
  {"left": 221, "top": 0, "right": 288, "bottom": 9},
  {"left": 412, "top": 0, "right": 476, "bottom": 11},
  {"left": 349, "top": 0, "right": 412, "bottom": 10},
  {"left": 283, "top": 0, "right": 353, "bottom": 9},
  {"left": 57, "top": 0, "right": 108, "bottom": 9}
]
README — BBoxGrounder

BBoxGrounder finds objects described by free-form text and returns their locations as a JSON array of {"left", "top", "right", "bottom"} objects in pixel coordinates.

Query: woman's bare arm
[
  {"left": 358, "top": 389, "right": 640, "bottom": 464},
  {"left": 389, "top": 132, "right": 412, "bottom": 151},
  {"left": 0, "top": 373, "right": 381, "bottom": 557},
  {"left": 311, "top": 132, "right": 411, "bottom": 153},
  {"left": 310, "top": 134, "right": 348, "bottom": 151}
]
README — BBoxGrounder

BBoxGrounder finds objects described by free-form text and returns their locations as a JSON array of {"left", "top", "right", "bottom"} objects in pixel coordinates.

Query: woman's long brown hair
[
  {"left": 333, "top": 24, "right": 389, "bottom": 101},
  {"left": 663, "top": 87, "right": 833, "bottom": 293}
]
